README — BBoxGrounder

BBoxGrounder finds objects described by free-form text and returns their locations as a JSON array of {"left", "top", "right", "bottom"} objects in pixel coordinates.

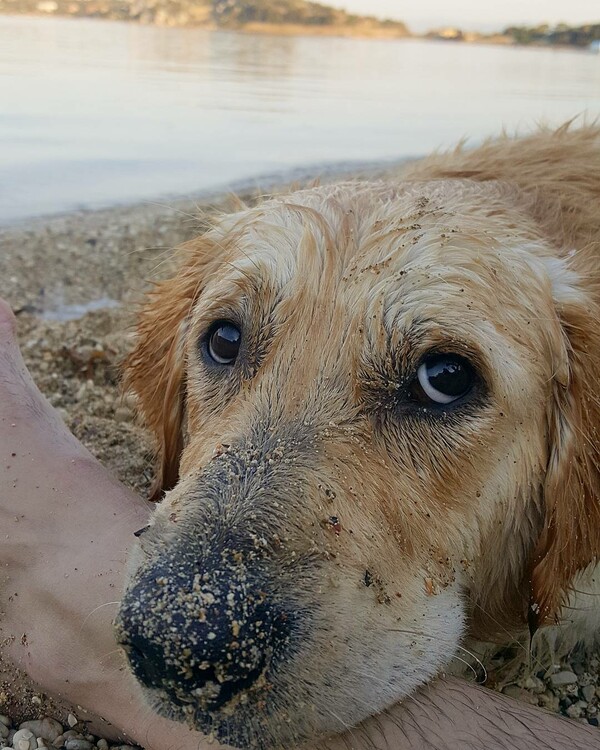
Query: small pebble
[
  {"left": 523, "top": 676, "right": 545, "bottom": 694},
  {"left": 64, "top": 740, "right": 93, "bottom": 750},
  {"left": 114, "top": 406, "right": 130, "bottom": 423},
  {"left": 66, "top": 717, "right": 78, "bottom": 730},
  {"left": 0, "top": 727, "right": 8, "bottom": 741},
  {"left": 549, "top": 670, "right": 578, "bottom": 687},
  {"left": 582, "top": 684, "right": 596, "bottom": 702},
  {"left": 567, "top": 703, "right": 583, "bottom": 718},
  {"left": 95, "top": 742, "right": 107, "bottom": 750},
  {"left": 19, "top": 720, "right": 63, "bottom": 744},
  {"left": 11, "top": 729, "right": 37, "bottom": 750},
  {"left": 538, "top": 692, "right": 560, "bottom": 712}
]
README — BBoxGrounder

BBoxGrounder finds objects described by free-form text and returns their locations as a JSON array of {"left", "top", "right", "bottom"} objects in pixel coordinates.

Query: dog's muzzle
[
  {"left": 115, "top": 428, "right": 322, "bottom": 745},
  {"left": 115, "top": 544, "right": 293, "bottom": 711}
]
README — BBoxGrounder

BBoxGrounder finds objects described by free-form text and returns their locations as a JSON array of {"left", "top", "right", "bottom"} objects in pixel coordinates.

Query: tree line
[{"left": 504, "top": 22, "right": 600, "bottom": 47}]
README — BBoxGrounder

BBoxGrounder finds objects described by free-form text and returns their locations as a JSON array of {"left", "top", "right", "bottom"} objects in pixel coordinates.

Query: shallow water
[
  {"left": 1, "top": 15, "right": 599, "bottom": 223},
  {"left": 40, "top": 295, "right": 121, "bottom": 321}
]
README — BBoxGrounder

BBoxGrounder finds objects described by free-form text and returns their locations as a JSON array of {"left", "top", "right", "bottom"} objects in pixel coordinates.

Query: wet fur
[{"left": 122, "top": 124, "right": 600, "bottom": 748}]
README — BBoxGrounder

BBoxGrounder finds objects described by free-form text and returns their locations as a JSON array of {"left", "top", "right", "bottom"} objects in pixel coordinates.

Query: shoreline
[
  {"left": 0, "top": 157, "right": 408, "bottom": 232},
  {"left": 0, "top": 11, "right": 409, "bottom": 40},
  {"left": 0, "top": 156, "right": 408, "bottom": 321},
  {"left": 0, "top": 12, "right": 597, "bottom": 51}
]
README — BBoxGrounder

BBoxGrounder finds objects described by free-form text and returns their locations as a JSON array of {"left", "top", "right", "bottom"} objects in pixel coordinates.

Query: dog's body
[{"left": 116, "top": 125, "right": 600, "bottom": 749}]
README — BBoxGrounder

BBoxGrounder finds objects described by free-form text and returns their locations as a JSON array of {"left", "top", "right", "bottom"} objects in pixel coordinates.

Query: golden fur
[{"left": 120, "top": 125, "right": 600, "bottom": 748}]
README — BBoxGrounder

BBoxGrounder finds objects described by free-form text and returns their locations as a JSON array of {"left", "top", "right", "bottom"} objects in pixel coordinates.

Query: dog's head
[{"left": 116, "top": 180, "right": 600, "bottom": 748}]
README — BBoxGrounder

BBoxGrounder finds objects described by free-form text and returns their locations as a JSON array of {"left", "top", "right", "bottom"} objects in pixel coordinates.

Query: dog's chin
[{"left": 140, "top": 680, "right": 313, "bottom": 750}]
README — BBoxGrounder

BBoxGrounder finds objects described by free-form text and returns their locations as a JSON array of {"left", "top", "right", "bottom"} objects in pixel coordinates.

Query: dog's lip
[
  {"left": 139, "top": 655, "right": 274, "bottom": 715},
  {"left": 144, "top": 675, "right": 275, "bottom": 750},
  {"left": 168, "top": 695, "right": 274, "bottom": 750}
]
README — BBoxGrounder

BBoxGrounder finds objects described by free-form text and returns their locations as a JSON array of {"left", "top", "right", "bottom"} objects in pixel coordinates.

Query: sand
[
  {"left": 0, "top": 197, "right": 216, "bottom": 496},
  {"left": 1, "top": 183, "right": 599, "bottom": 734}
]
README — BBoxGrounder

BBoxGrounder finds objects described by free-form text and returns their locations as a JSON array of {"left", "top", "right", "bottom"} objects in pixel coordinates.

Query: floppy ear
[
  {"left": 124, "top": 236, "right": 224, "bottom": 500},
  {"left": 530, "top": 289, "right": 600, "bottom": 627}
]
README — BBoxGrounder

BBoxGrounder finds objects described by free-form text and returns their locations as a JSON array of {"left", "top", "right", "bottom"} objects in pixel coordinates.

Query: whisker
[
  {"left": 450, "top": 653, "right": 480, "bottom": 681},
  {"left": 455, "top": 644, "right": 488, "bottom": 684},
  {"left": 384, "top": 626, "right": 458, "bottom": 644},
  {"left": 80, "top": 600, "right": 120, "bottom": 630},
  {"left": 97, "top": 648, "right": 122, "bottom": 663},
  {"left": 463, "top": 593, "right": 530, "bottom": 655}
]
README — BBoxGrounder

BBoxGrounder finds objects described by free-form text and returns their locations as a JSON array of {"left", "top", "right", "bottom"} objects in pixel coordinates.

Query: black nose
[{"left": 115, "top": 552, "right": 290, "bottom": 710}]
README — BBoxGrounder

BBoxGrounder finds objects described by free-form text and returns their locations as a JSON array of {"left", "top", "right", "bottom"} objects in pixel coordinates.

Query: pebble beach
[{"left": 1, "top": 183, "right": 599, "bottom": 747}]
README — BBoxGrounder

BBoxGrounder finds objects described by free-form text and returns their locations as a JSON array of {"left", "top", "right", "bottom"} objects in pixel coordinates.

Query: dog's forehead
[{"left": 212, "top": 180, "right": 557, "bottom": 336}]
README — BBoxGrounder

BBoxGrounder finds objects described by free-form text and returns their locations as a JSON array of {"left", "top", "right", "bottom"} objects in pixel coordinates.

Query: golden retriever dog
[{"left": 115, "top": 124, "right": 600, "bottom": 749}]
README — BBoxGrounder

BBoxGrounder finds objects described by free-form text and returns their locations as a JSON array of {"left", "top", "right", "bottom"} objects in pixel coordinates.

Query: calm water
[{"left": 1, "top": 15, "right": 599, "bottom": 223}]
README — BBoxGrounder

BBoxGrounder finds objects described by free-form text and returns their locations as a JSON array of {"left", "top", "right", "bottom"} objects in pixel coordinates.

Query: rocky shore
[{"left": 0, "top": 0, "right": 409, "bottom": 38}]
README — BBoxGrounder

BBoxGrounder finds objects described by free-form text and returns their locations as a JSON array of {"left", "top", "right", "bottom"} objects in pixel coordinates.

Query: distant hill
[
  {"left": 0, "top": 0, "right": 410, "bottom": 37},
  {"left": 502, "top": 22, "right": 600, "bottom": 48}
]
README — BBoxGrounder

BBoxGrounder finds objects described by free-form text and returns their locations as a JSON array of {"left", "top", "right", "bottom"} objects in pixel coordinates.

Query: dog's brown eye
[
  {"left": 207, "top": 321, "right": 242, "bottom": 365},
  {"left": 413, "top": 354, "right": 474, "bottom": 405}
]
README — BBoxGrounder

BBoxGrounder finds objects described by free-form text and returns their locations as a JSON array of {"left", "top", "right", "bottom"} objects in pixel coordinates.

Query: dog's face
[{"left": 116, "top": 180, "right": 600, "bottom": 749}]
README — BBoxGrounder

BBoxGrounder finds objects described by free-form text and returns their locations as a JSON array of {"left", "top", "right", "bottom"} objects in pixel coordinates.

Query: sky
[{"left": 329, "top": 1, "right": 598, "bottom": 33}]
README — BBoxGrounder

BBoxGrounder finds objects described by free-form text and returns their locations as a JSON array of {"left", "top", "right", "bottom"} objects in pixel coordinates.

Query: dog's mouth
[
  {"left": 116, "top": 543, "right": 467, "bottom": 750},
  {"left": 114, "top": 536, "right": 309, "bottom": 748},
  {"left": 170, "top": 706, "right": 275, "bottom": 750},
  {"left": 132, "top": 656, "right": 287, "bottom": 750},
  {"left": 123, "top": 639, "right": 274, "bottom": 713}
]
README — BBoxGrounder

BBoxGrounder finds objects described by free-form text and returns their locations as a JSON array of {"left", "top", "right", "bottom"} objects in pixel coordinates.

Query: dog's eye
[
  {"left": 412, "top": 354, "right": 474, "bottom": 405},
  {"left": 207, "top": 321, "right": 242, "bottom": 365}
]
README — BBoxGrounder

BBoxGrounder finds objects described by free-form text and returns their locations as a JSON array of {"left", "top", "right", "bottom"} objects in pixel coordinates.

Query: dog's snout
[{"left": 115, "top": 551, "right": 291, "bottom": 710}]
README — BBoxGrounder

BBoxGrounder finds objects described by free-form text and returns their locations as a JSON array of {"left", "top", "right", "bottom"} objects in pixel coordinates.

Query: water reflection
[{"left": 0, "top": 15, "right": 598, "bottom": 222}]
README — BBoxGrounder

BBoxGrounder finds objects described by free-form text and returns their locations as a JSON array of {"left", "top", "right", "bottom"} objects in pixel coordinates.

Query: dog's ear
[
  {"left": 530, "top": 280, "right": 600, "bottom": 627},
  {"left": 124, "top": 236, "right": 223, "bottom": 500}
]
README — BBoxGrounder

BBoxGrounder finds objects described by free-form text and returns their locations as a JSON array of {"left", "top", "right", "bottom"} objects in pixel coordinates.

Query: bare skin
[
  {"left": 0, "top": 296, "right": 176, "bottom": 747},
  {"left": 0, "top": 297, "right": 598, "bottom": 750}
]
